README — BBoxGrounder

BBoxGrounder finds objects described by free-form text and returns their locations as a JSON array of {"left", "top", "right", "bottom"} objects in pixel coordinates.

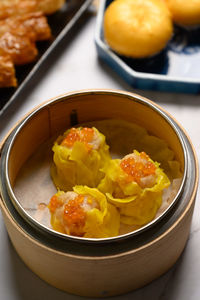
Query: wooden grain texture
[
  {"left": 0, "top": 90, "right": 198, "bottom": 297},
  {"left": 0, "top": 189, "right": 196, "bottom": 297},
  {"left": 8, "top": 108, "right": 50, "bottom": 185}
]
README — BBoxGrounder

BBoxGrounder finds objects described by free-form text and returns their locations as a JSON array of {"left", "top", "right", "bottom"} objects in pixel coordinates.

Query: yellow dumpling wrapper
[
  {"left": 51, "top": 127, "right": 110, "bottom": 191},
  {"left": 74, "top": 186, "right": 120, "bottom": 238},
  {"left": 49, "top": 186, "right": 120, "bottom": 238},
  {"left": 98, "top": 150, "right": 170, "bottom": 226},
  {"left": 83, "top": 119, "right": 182, "bottom": 181}
]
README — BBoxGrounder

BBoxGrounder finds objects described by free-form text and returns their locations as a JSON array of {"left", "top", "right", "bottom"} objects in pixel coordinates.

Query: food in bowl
[
  {"left": 0, "top": 55, "right": 17, "bottom": 87},
  {"left": 51, "top": 127, "right": 110, "bottom": 191},
  {"left": 1, "top": 90, "right": 197, "bottom": 297},
  {"left": 165, "top": 0, "right": 200, "bottom": 27},
  {"left": 0, "top": 0, "right": 65, "bottom": 18},
  {"left": 0, "top": 0, "right": 65, "bottom": 88},
  {"left": 103, "top": 0, "right": 173, "bottom": 58},
  {"left": 47, "top": 120, "right": 182, "bottom": 238},
  {"left": 98, "top": 150, "right": 170, "bottom": 227},
  {"left": 48, "top": 186, "right": 120, "bottom": 238}
]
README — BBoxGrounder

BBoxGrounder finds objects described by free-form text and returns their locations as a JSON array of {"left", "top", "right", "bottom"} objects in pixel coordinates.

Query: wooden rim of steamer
[{"left": 0, "top": 89, "right": 198, "bottom": 296}]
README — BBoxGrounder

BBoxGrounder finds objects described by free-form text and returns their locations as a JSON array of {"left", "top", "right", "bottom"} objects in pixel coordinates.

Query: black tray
[{"left": 0, "top": 0, "right": 92, "bottom": 115}]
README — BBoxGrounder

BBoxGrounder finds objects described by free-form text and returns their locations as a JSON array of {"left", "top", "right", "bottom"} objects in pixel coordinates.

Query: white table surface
[{"left": 0, "top": 5, "right": 200, "bottom": 300}]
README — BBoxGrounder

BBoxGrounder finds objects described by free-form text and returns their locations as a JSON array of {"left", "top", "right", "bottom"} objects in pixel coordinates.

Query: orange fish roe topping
[
  {"left": 81, "top": 128, "right": 94, "bottom": 143},
  {"left": 120, "top": 152, "right": 156, "bottom": 185},
  {"left": 61, "top": 127, "right": 94, "bottom": 150},
  {"left": 48, "top": 195, "right": 63, "bottom": 213},
  {"left": 63, "top": 195, "right": 86, "bottom": 236},
  {"left": 61, "top": 128, "right": 80, "bottom": 148}
]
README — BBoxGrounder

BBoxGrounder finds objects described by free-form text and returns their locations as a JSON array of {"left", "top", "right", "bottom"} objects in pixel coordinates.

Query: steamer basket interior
[
  {"left": 5, "top": 90, "right": 186, "bottom": 242},
  {"left": 0, "top": 90, "right": 198, "bottom": 297},
  {"left": 8, "top": 91, "right": 185, "bottom": 185}
]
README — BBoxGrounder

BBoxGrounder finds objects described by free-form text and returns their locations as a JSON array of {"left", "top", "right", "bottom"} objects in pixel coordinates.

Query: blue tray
[{"left": 95, "top": 0, "right": 200, "bottom": 93}]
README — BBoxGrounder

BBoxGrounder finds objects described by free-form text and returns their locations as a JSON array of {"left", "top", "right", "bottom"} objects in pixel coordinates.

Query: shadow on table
[
  {"left": 6, "top": 236, "right": 79, "bottom": 300},
  {"left": 160, "top": 229, "right": 200, "bottom": 300}
]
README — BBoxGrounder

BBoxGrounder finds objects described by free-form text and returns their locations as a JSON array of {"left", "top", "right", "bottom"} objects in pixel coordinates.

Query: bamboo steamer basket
[{"left": 0, "top": 90, "right": 198, "bottom": 297}]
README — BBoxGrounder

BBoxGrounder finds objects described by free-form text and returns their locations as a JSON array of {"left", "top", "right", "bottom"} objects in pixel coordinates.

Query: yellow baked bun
[
  {"left": 104, "top": 0, "right": 173, "bottom": 58},
  {"left": 165, "top": 0, "right": 200, "bottom": 26}
]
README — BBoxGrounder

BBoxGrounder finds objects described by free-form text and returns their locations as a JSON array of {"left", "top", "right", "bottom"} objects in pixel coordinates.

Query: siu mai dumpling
[
  {"left": 51, "top": 127, "right": 110, "bottom": 191},
  {"left": 48, "top": 186, "right": 120, "bottom": 238},
  {"left": 98, "top": 150, "right": 170, "bottom": 226}
]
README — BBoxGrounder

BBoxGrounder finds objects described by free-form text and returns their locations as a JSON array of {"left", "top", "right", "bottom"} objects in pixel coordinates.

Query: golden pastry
[
  {"left": 165, "top": 0, "right": 200, "bottom": 26},
  {"left": 0, "top": 12, "right": 51, "bottom": 42},
  {"left": 0, "top": 1, "right": 37, "bottom": 20},
  {"left": 0, "top": 55, "right": 17, "bottom": 87},
  {"left": 104, "top": 0, "right": 173, "bottom": 58},
  {"left": 0, "top": 0, "right": 65, "bottom": 19},
  {"left": 0, "top": 32, "right": 38, "bottom": 65},
  {"left": 37, "top": 0, "right": 65, "bottom": 15},
  {"left": 0, "top": 0, "right": 65, "bottom": 88}
]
